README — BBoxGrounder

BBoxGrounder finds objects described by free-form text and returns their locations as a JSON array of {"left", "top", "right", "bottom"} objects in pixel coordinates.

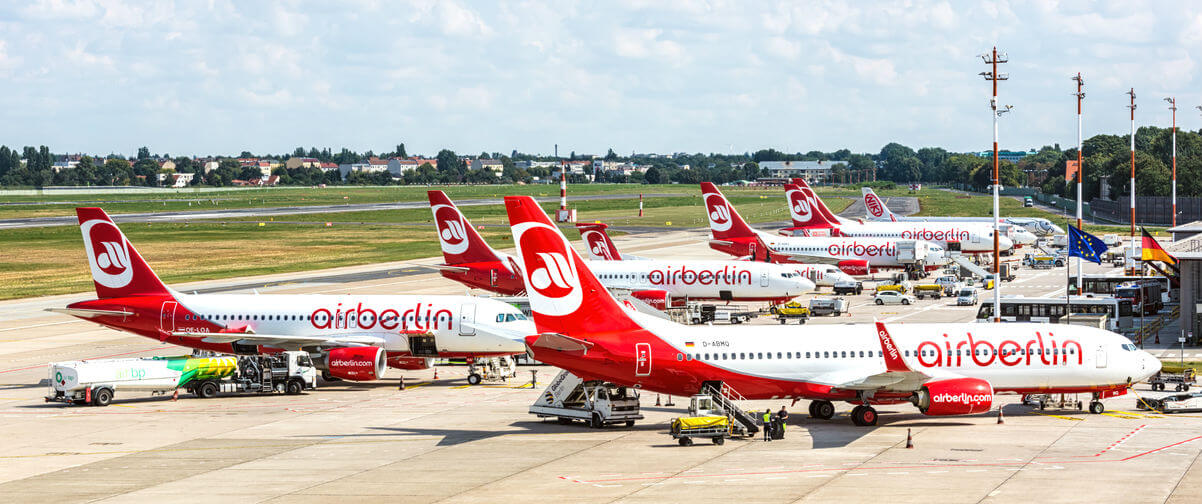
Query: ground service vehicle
[
  {"left": 46, "top": 352, "right": 316, "bottom": 406},
  {"left": 998, "top": 263, "right": 1016, "bottom": 282},
  {"left": 1025, "top": 255, "right": 1063, "bottom": 269},
  {"left": 1024, "top": 197, "right": 1034, "bottom": 207},
  {"left": 770, "top": 301, "right": 809, "bottom": 324},
  {"left": 1149, "top": 369, "right": 1196, "bottom": 392},
  {"left": 874, "top": 290, "right": 914, "bottom": 305},
  {"left": 529, "top": 370, "right": 643, "bottom": 428},
  {"left": 913, "top": 284, "right": 943, "bottom": 299},
  {"left": 670, "top": 394, "right": 733, "bottom": 446},
  {"left": 1070, "top": 275, "right": 1172, "bottom": 303},
  {"left": 957, "top": 287, "right": 979, "bottom": 306},
  {"left": 506, "top": 195, "right": 1161, "bottom": 426},
  {"left": 976, "top": 297, "right": 1134, "bottom": 332},
  {"left": 1136, "top": 392, "right": 1202, "bottom": 412},
  {"left": 875, "top": 282, "right": 909, "bottom": 294},
  {"left": 808, "top": 298, "right": 848, "bottom": 316},
  {"left": 681, "top": 304, "right": 754, "bottom": 325},
  {"left": 1114, "top": 282, "right": 1166, "bottom": 316},
  {"left": 833, "top": 280, "right": 863, "bottom": 295}
]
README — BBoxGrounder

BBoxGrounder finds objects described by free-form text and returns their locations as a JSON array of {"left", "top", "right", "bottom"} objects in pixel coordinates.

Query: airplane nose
[
  {"left": 1144, "top": 354, "right": 1162, "bottom": 381},
  {"left": 999, "top": 236, "right": 1014, "bottom": 250}
]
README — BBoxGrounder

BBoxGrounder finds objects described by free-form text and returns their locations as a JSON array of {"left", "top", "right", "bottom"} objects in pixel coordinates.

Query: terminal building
[{"left": 757, "top": 160, "right": 836, "bottom": 184}]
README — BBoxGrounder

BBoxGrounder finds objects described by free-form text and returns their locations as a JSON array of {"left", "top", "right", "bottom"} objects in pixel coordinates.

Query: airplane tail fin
[
  {"left": 861, "top": 187, "right": 898, "bottom": 222},
  {"left": 76, "top": 208, "right": 171, "bottom": 299},
  {"left": 428, "top": 190, "right": 503, "bottom": 265},
  {"left": 504, "top": 196, "right": 643, "bottom": 336},
  {"left": 784, "top": 183, "right": 838, "bottom": 228},
  {"left": 575, "top": 223, "right": 623, "bottom": 261},
  {"left": 700, "top": 182, "right": 757, "bottom": 240},
  {"left": 791, "top": 178, "right": 846, "bottom": 224}
]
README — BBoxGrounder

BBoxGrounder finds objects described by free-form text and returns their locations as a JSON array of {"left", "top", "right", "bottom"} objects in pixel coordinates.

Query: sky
[{"left": 0, "top": 0, "right": 1199, "bottom": 158}]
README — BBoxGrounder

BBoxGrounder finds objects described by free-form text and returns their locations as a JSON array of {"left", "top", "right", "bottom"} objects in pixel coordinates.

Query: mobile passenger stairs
[
  {"left": 698, "top": 381, "right": 760, "bottom": 437},
  {"left": 529, "top": 370, "right": 643, "bottom": 428}
]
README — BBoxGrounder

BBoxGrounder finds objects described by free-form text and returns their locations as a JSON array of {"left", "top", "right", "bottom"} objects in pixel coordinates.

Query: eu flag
[{"left": 1068, "top": 225, "right": 1108, "bottom": 264}]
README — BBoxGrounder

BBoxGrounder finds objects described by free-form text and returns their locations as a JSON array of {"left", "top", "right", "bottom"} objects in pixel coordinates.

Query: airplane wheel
[
  {"left": 808, "top": 401, "right": 818, "bottom": 417},
  {"left": 1089, "top": 401, "right": 1105, "bottom": 414},
  {"left": 467, "top": 373, "right": 482, "bottom": 385},
  {"left": 812, "top": 400, "right": 835, "bottom": 420},
  {"left": 852, "top": 405, "right": 877, "bottom": 426}
]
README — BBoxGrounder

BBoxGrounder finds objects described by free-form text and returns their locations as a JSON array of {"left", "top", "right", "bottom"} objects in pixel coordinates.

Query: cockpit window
[{"left": 1121, "top": 343, "right": 1137, "bottom": 351}]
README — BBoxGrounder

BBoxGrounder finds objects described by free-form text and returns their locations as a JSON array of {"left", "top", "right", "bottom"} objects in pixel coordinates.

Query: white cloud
[
  {"left": 439, "top": 1, "right": 492, "bottom": 37},
  {"left": 613, "top": 28, "right": 685, "bottom": 63}
]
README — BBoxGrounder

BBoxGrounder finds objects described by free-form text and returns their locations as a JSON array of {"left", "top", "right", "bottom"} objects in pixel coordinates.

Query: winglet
[{"left": 875, "top": 321, "right": 912, "bottom": 372}]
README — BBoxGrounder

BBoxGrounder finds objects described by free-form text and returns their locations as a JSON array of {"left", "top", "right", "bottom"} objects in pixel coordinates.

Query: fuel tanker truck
[{"left": 46, "top": 351, "right": 317, "bottom": 406}]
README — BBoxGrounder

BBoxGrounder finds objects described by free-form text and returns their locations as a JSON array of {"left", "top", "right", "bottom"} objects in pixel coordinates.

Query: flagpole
[{"left": 1073, "top": 73, "right": 1084, "bottom": 296}]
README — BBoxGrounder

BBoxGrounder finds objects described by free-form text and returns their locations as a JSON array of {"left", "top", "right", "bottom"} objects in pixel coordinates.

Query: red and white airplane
[
  {"left": 50, "top": 208, "right": 533, "bottom": 383},
  {"left": 860, "top": 187, "right": 1040, "bottom": 246},
  {"left": 427, "top": 191, "right": 814, "bottom": 308},
  {"left": 576, "top": 221, "right": 855, "bottom": 287},
  {"left": 506, "top": 195, "right": 1160, "bottom": 425},
  {"left": 702, "top": 183, "right": 948, "bottom": 275},
  {"left": 784, "top": 180, "right": 1014, "bottom": 253}
]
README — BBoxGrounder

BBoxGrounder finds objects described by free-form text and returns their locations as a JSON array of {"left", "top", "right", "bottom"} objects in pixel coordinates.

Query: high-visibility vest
[{"left": 762, "top": 413, "right": 771, "bottom": 423}]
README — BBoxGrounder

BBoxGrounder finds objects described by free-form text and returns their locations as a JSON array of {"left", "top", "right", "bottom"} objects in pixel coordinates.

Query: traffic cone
[
  {"left": 433, "top": 368, "right": 439, "bottom": 380},
  {"left": 656, "top": 394, "right": 662, "bottom": 406},
  {"left": 905, "top": 428, "right": 914, "bottom": 449},
  {"left": 172, "top": 389, "right": 179, "bottom": 402},
  {"left": 997, "top": 407, "right": 1004, "bottom": 424}
]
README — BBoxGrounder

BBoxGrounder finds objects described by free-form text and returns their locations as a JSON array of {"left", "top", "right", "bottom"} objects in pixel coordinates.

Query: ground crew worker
[
  {"left": 762, "top": 409, "right": 773, "bottom": 441},
  {"left": 777, "top": 406, "right": 789, "bottom": 439}
]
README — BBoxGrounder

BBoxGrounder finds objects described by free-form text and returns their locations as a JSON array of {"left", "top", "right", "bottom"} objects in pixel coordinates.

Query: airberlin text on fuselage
[
  {"left": 826, "top": 242, "right": 896, "bottom": 257},
  {"left": 915, "top": 332, "right": 1083, "bottom": 368},
  {"left": 898, "top": 228, "right": 970, "bottom": 242},
  {"left": 309, "top": 302, "right": 453, "bottom": 331},
  {"left": 648, "top": 266, "right": 752, "bottom": 286}
]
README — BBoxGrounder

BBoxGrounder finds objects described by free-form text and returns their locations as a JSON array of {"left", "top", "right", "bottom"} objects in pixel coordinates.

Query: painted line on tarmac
[
  {"left": 0, "top": 437, "right": 445, "bottom": 459},
  {"left": 0, "top": 320, "right": 83, "bottom": 332},
  {"left": 1027, "top": 410, "right": 1084, "bottom": 421}
]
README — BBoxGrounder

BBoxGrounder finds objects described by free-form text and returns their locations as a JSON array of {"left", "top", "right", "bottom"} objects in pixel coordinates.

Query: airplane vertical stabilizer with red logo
[
  {"left": 76, "top": 208, "right": 171, "bottom": 299},
  {"left": 428, "top": 190, "right": 503, "bottom": 265},
  {"left": 575, "top": 223, "right": 623, "bottom": 261},
  {"left": 700, "top": 182, "right": 757, "bottom": 240},
  {"left": 784, "top": 184, "right": 838, "bottom": 229},
  {"left": 505, "top": 196, "right": 643, "bottom": 336},
  {"left": 791, "top": 178, "right": 846, "bottom": 224},
  {"left": 861, "top": 187, "right": 898, "bottom": 222}
]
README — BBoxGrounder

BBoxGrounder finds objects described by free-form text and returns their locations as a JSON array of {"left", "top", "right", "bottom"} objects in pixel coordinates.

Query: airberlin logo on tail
[
  {"left": 514, "top": 222, "right": 583, "bottom": 316},
  {"left": 81, "top": 219, "right": 133, "bottom": 289},
  {"left": 865, "top": 193, "right": 885, "bottom": 217},
  {"left": 581, "top": 230, "right": 614, "bottom": 260},
  {"left": 432, "top": 204, "right": 469, "bottom": 255},
  {"left": 705, "top": 194, "right": 732, "bottom": 232},
  {"left": 787, "top": 189, "right": 813, "bottom": 223}
]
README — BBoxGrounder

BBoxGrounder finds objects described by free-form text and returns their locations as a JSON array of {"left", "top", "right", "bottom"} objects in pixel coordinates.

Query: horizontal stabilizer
[
  {"left": 414, "top": 264, "right": 471, "bottom": 273},
  {"left": 45, "top": 307, "right": 135, "bottom": 318},
  {"left": 527, "top": 332, "right": 594, "bottom": 354}
]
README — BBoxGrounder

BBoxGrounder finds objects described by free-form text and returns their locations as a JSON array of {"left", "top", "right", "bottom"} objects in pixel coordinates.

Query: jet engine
[
  {"left": 630, "top": 289, "right": 671, "bottom": 310},
  {"left": 319, "top": 346, "right": 387, "bottom": 381},
  {"left": 911, "top": 377, "right": 993, "bottom": 416},
  {"left": 836, "top": 259, "right": 870, "bottom": 276},
  {"left": 387, "top": 356, "right": 433, "bottom": 370}
]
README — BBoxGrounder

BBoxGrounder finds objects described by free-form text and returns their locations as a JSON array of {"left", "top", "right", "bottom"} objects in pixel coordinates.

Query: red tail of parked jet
[
  {"left": 784, "top": 183, "right": 841, "bottom": 230},
  {"left": 427, "top": 191, "right": 525, "bottom": 295},
  {"left": 700, "top": 182, "right": 771, "bottom": 258},
  {"left": 505, "top": 196, "right": 642, "bottom": 337},
  {"left": 575, "top": 223, "right": 623, "bottom": 261},
  {"left": 791, "top": 178, "right": 855, "bottom": 225},
  {"left": 77, "top": 207, "right": 173, "bottom": 299}
]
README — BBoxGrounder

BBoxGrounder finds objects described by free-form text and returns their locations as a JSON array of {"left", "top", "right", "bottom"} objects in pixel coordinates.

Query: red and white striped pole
[
  {"left": 560, "top": 161, "right": 568, "bottom": 211},
  {"left": 639, "top": 193, "right": 644, "bottom": 217},
  {"left": 1127, "top": 89, "right": 1136, "bottom": 264}
]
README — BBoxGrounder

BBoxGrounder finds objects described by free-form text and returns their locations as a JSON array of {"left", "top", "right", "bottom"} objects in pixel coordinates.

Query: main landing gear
[
  {"left": 808, "top": 400, "right": 835, "bottom": 420},
  {"left": 850, "top": 405, "right": 878, "bottom": 426},
  {"left": 1088, "top": 392, "right": 1105, "bottom": 414}
]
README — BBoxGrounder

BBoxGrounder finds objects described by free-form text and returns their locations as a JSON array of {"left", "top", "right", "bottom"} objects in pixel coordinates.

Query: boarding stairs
[
  {"left": 701, "top": 381, "right": 759, "bottom": 436},
  {"left": 1036, "top": 241, "right": 1059, "bottom": 257},
  {"left": 950, "top": 253, "right": 991, "bottom": 280}
]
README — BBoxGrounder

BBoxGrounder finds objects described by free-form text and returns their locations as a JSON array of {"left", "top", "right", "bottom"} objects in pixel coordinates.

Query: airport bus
[
  {"left": 1068, "top": 275, "right": 1172, "bottom": 303},
  {"left": 976, "top": 296, "right": 1134, "bottom": 332}
]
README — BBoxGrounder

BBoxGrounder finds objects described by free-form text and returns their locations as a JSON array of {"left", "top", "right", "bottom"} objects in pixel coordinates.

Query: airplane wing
[
  {"left": 774, "top": 252, "right": 840, "bottom": 265},
  {"left": 812, "top": 322, "right": 938, "bottom": 392},
  {"left": 45, "top": 307, "right": 135, "bottom": 318},
  {"left": 172, "top": 331, "right": 387, "bottom": 350},
  {"left": 412, "top": 264, "right": 471, "bottom": 273}
]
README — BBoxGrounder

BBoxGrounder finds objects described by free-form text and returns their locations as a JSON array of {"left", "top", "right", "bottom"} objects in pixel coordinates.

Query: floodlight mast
[
  {"left": 980, "top": 47, "right": 1008, "bottom": 322},
  {"left": 1072, "top": 73, "right": 1084, "bottom": 295},
  {"left": 1127, "top": 89, "right": 1136, "bottom": 267},
  {"left": 1165, "top": 97, "right": 1177, "bottom": 227}
]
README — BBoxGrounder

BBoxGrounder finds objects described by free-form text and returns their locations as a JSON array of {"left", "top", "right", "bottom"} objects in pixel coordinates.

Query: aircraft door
[
  {"left": 760, "top": 271, "right": 769, "bottom": 287},
  {"left": 748, "top": 241, "right": 757, "bottom": 260},
  {"left": 459, "top": 304, "right": 476, "bottom": 336},
  {"left": 1096, "top": 346, "right": 1108, "bottom": 368},
  {"left": 635, "top": 343, "right": 651, "bottom": 376},
  {"left": 159, "top": 301, "right": 177, "bottom": 333}
]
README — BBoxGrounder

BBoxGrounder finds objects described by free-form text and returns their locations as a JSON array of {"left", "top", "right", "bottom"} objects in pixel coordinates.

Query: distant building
[
  {"left": 52, "top": 160, "right": 79, "bottom": 172},
  {"left": 319, "top": 162, "right": 339, "bottom": 171},
  {"left": 758, "top": 160, "right": 835, "bottom": 183},
  {"left": 285, "top": 157, "right": 321, "bottom": 169},
  {"left": 470, "top": 158, "right": 504, "bottom": 174},
  {"left": 975, "top": 149, "right": 1034, "bottom": 163},
  {"left": 388, "top": 157, "right": 438, "bottom": 176},
  {"left": 203, "top": 161, "right": 220, "bottom": 173},
  {"left": 159, "top": 159, "right": 177, "bottom": 172},
  {"left": 338, "top": 162, "right": 387, "bottom": 180}
]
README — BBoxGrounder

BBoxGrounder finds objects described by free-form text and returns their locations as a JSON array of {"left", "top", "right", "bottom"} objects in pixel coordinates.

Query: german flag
[{"left": 1141, "top": 228, "right": 1176, "bottom": 265}]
